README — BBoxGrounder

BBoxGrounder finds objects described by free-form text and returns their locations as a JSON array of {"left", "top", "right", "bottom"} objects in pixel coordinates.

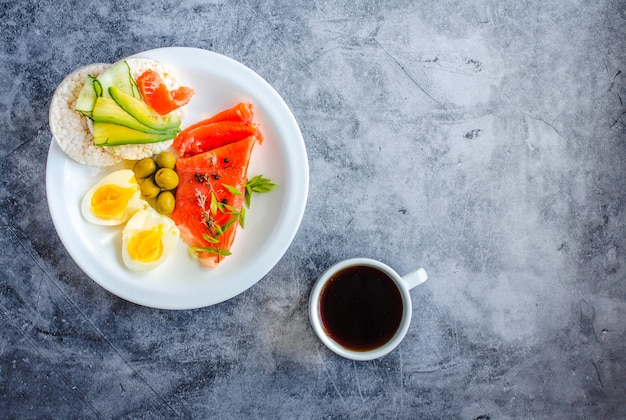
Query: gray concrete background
[{"left": 1, "top": 0, "right": 625, "bottom": 418}]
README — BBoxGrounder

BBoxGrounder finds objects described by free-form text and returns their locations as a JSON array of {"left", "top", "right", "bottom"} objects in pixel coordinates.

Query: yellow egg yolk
[
  {"left": 127, "top": 225, "right": 164, "bottom": 263},
  {"left": 91, "top": 184, "right": 137, "bottom": 220}
]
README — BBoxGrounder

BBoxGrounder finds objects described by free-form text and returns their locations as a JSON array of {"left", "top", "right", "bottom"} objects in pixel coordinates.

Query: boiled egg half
[
  {"left": 121, "top": 207, "right": 180, "bottom": 271},
  {"left": 81, "top": 169, "right": 146, "bottom": 226}
]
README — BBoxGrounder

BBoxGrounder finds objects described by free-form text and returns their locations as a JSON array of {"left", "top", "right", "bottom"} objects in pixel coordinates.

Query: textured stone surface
[{"left": 1, "top": 0, "right": 625, "bottom": 418}]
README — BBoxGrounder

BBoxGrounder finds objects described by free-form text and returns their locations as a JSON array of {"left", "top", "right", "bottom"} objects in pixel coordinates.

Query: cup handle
[{"left": 402, "top": 267, "right": 428, "bottom": 290}]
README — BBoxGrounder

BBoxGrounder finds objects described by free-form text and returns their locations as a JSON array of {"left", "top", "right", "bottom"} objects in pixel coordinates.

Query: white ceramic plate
[{"left": 46, "top": 47, "right": 309, "bottom": 309}]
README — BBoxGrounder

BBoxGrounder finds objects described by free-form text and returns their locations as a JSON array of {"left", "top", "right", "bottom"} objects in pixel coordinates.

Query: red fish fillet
[{"left": 171, "top": 135, "right": 258, "bottom": 268}]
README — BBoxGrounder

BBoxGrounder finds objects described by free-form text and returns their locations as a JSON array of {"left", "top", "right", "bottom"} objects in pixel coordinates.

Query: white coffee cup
[{"left": 309, "top": 258, "right": 428, "bottom": 361}]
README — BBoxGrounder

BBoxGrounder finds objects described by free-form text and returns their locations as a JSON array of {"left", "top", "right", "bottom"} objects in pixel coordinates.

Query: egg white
[
  {"left": 81, "top": 169, "right": 146, "bottom": 226},
  {"left": 121, "top": 207, "right": 180, "bottom": 272}
]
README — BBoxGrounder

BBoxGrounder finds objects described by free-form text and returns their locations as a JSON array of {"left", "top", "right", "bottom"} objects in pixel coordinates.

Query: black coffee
[{"left": 319, "top": 265, "right": 404, "bottom": 351}]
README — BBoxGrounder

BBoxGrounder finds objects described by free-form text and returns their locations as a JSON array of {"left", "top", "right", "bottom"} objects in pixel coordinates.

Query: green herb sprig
[
  {"left": 244, "top": 175, "right": 276, "bottom": 208},
  {"left": 192, "top": 175, "right": 276, "bottom": 259}
]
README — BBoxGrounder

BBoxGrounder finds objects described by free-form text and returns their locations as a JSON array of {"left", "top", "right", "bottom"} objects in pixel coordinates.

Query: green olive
[
  {"left": 155, "top": 168, "right": 179, "bottom": 190},
  {"left": 156, "top": 191, "right": 176, "bottom": 215},
  {"left": 145, "top": 196, "right": 157, "bottom": 211},
  {"left": 156, "top": 151, "right": 176, "bottom": 170},
  {"left": 133, "top": 158, "right": 157, "bottom": 179},
  {"left": 140, "top": 177, "right": 160, "bottom": 199}
]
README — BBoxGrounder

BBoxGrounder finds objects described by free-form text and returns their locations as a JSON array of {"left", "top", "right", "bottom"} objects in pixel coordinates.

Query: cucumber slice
[
  {"left": 95, "top": 60, "right": 136, "bottom": 100},
  {"left": 75, "top": 75, "right": 98, "bottom": 117},
  {"left": 130, "top": 74, "right": 141, "bottom": 99},
  {"left": 92, "top": 97, "right": 173, "bottom": 134},
  {"left": 93, "top": 122, "right": 178, "bottom": 146},
  {"left": 109, "top": 86, "right": 181, "bottom": 131}
]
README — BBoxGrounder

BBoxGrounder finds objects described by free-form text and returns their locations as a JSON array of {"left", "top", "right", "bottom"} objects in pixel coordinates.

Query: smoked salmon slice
[
  {"left": 171, "top": 135, "right": 258, "bottom": 268},
  {"left": 173, "top": 102, "right": 259, "bottom": 157},
  {"left": 137, "top": 69, "right": 195, "bottom": 115},
  {"left": 175, "top": 121, "right": 258, "bottom": 158}
]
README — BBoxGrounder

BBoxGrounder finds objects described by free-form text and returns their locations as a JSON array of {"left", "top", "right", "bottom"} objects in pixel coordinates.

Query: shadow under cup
[{"left": 309, "top": 258, "right": 426, "bottom": 361}]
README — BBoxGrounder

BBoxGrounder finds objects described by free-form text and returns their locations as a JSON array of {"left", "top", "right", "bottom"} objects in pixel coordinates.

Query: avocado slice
[
  {"left": 92, "top": 97, "right": 168, "bottom": 134},
  {"left": 109, "top": 86, "right": 181, "bottom": 131},
  {"left": 93, "top": 122, "right": 179, "bottom": 146}
]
